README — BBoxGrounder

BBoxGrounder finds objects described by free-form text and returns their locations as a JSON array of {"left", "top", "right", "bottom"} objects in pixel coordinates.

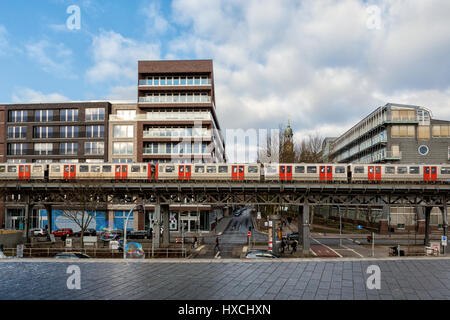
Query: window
[
  {"left": 9, "top": 110, "right": 28, "bottom": 122},
  {"left": 195, "top": 166, "right": 205, "bottom": 173},
  {"left": 335, "top": 167, "right": 345, "bottom": 173},
  {"left": 34, "top": 126, "right": 53, "bottom": 139},
  {"left": 116, "top": 110, "right": 136, "bottom": 120},
  {"left": 85, "top": 108, "right": 105, "bottom": 121},
  {"left": 52, "top": 165, "right": 60, "bottom": 172},
  {"left": 8, "top": 166, "right": 17, "bottom": 172},
  {"left": 34, "top": 143, "right": 53, "bottom": 155},
  {"left": 391, "top": 125, "right": 414, "bottom": 137},
  {"left": 60, "top": 143, "right": 78, "bottom": 155},
  {"left": 206, "top": 166, "right": 216, "bottom": 173},
  {"left": 8, "top": 126, "right": 26, "bottom": 139},
  {"left": 85, "top": 142, "right": 104, "bottom": 155},
  {"left": 219, "top": 166, "right": 228, "bottom": 173},
  {"left": 409, "top": 167, "right": 419, "bottom": 174},
  {"left": 79, "top": 165, "right": 89, "bottom": 172},
  {"left": 385, "top": 167, "right": 395, "bottom": 174},
  {"left": 86, "top": 125, "right": 104, "bottom": 138},
  {"left": 33, "top": 166, "right": 42, "bottom": 172},
  {"left": 397, "top": 224, "right": 405, "bottom": 229},
  {"left": 113, "top": 142, "right": 133, "bottom": 155},
  {"left": 60, "top": 109, "right": 78, "bottom": 122},
  {"left": 441, "top": 167, "right": 450, "bottom": 174},
  {"left": 91, "top": 166, "right": 100, "bottom": 172},
  {"left": 35, "top": 110, "right": 53, "bottom": 122},
  {"left": 295, "top": 166, "right": 305, "bottom": 173},
  {"left": 418, "top": 145, "right": 429, "bottom": 155},
  {"left": 307, "top": 166, "right": 317, "bottom": 173},
  {"left": 60, "top": 126, "right": 78, "bottom": 138},
  {"left": 354, "top": 166, "right": 364, "bottom": 174},
  {"left": 131, "top": 166, "right": 140, "bottom": 173},
  {"left": 397, "top": 167, "right": 407, "bottom": 174},
  {"left": 0, "top": 166, "right": 5, "bottom": 173},
  {"left": 113, "top": 125, "right": 133, "bottom": 138},
  {"left": 165, "top": 166, "right": 175, "bottom": 173},
  {"left": 248, "top": 166, "right": 258, "bottom": 173},
  {"left": 7, "top": 143, "right": 27, "bottom": 155},
  {"left": 417, "top": 126, "right": 430, "bottom": 139}
]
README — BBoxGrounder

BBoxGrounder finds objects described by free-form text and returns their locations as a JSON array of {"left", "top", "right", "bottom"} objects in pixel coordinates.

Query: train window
[
  {"left": 409, "top": 167, "right": 419, "bottom": 174},
  {"left": 354, "top": 167, "right": 364, "bottom": 173},
  {"left": 207, "top": 166, "right": 217, "bottom": 173},
  {"left": 248, "top": 166, "right": 258, "bottom": 173},
  {"left": 385, "top": 167, "right": 395, "bottom": 174},
  {"left": 287, "top": 166, "right": 292, "bottom": 173},
  {"left": 441, "top": 167, "right": 450, "bottom": 174},
  {"left": 280, "top": 166, "right": 285, "bottom": 173},
  {"left": 33, "top": 166, "right": 42, "bottom": 172},
  {"left": 431, "top": 167, "right": 436, "bottom": 174},
  {"left": 335, "top": 167, "right": 345, "bottom": 173},
  {"left": 0, "top": 166, "right": 5, "bottom": 173},
  {"left": 165, "top": 166, "right": 175, "bottom": 173},
  {"left": 327, "top": 166, "right": 331, "bottom": 173},
  {"left": 295, "top": 166, "right": 304, "bottom": 173},
  {"left": 91, "top": 166, "right": 100, "bottom": 172},
  {"left": 320, "top": 167, "right": 325, "bottom": 173},
  {"left": 239, "top": 166, "right": 244, "bottom": 173},
  {"left": 195, "top": 166, "right": 205, "bottom": 173},
  {"left": 266, "top": 166, "right": 276, "bottom": 173},
  {"left": 102, "top": 165, "right": 111, "bottom": 172},
  {"left": 180, "top": 166, "right": 184, "bottom": 173},
  {"left": 233, "top": 166, "right": 237, "bottom": 173},
  {"left": 219, "top": 166, "right": 228, "bottom": 173},
  {"left": 80, "top": 165, "right": 89, "bottom": 172},
  {"left": 397, "top": 167, "right": 407, "bottom": 174},
  {"left": 131, "top": 166, "right": 140, "bottom": 172},
  {"left": 186, "top": 166, "right": 190, "bottom": 173},
  {"left": 307, "top": 166, "right": 317, "bottom": 173},
  {"left": 8, "top": 166, "right": 17, "bottom": 173}
]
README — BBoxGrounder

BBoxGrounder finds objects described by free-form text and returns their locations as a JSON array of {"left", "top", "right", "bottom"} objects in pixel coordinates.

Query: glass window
[
  {"left": 187, "top": 77, "right": 193, "bottom": 85},
  {"left": 60, "top": 109, "right": 78, "bottom": 122},
  {"left": 60, "top": 143, "right": 78, "bottom": 155},
  {"left": 385, "top": 167, "right": 395, "bottom": 174},
  {"left": 34, "top": 126, "right": 53, "bottom": 139},
  {"left": 0, "top": 166, "right": 5, "bottom": 173},
  {"left": 418, "top": 145, "right": 429, "bottom": 155},
  {"left": 8, "top": 110, "right": 28, "bottom": 122},
  {"left": 195, "top": 166, "right": 204, "bottom": 173},
  {"left": 60, "top": 126, "right": 78, "bottom": 138},
  {"left": 102, "top": 165, "right": 111, "bottom": 172},
  {"left": 307, "top": 166, "right": 317, "bottom": 173},
  {"left": 85, "top": 142, "right": 104, "bottom": 155},
  {"left": 219, "top": 166, "right": 228, "bottom": 173},
  {"left": 335, "top": 167, "right": 345, "bottom": 173},
  {"left": 131, "top": 166, "right": 140, "bottom": 172},
  {"left": 248, "top": 166, "right": 258, "bottom": 173},
  {"left": 441, "top": 167, "right": 450, "bottom": 174},
  {"left": 91, "top": 165, "right": 100, "bottom": 172},
  {"left": 35, "top": 110, "right": 53, "bottom": 122},
  {"left": 207, "top": 166, "right": 217, "bottom": 173},
  {"left": 354, "top": 167, "right": 364, "bottom": 174},
  {"left": 52, "top": 165, "right": 60, "bottom": 172},
  {"left": 79, "top": 165, "right": 89, "bottom": 172},
  {"left": 409, "top": 166, "right": 419, "bottom": 174},
  {"left": 8, "top": 166, "right": 17, "bottom": 173},
  {"left": 86, "top": 125, "right": 104, "bottom": 138},
  {"left": 113, "top": 125, "right": 133, "bottom": 138},
  {"left": 8, "top": 126, "right": 27, "bottom": 139},
  {"left": 165, "top": 166, "right": 175, "bottom": 173},
  {"left": 116, "top": 110, "right": 136, "bottom": 120},
  {"left": 295, "top": 166, "right": 305, "bottom": 173},
  {"left": 397, "top": 167, "right": 407, "bottom": 174},
  {"left": 85, "top": 108, "right": 105, "bottom": 121}
]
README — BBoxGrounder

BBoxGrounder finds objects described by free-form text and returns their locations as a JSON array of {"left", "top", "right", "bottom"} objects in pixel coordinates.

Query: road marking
[
  {"left": 195, "top": 245, "right": 205, "bottom": 252},
  {"left": 214, "top": 251, "right": 221, "bottom": 259},
  {"left": 218, "top": 232, "right": 223, "bottom": 236},
  {"left": 341, "top": 244, "right": 364, "bottom": 258},
  {"left": 242, "top": 246, "right": 248, "bottom": 253},
  {"left": 311, "top": 238, "right": 342, "bottom": 257}
]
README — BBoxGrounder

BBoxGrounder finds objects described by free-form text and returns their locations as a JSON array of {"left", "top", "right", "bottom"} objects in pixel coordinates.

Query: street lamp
[{"left": 123, "top": 203, "right": 145, "bottom": 260}]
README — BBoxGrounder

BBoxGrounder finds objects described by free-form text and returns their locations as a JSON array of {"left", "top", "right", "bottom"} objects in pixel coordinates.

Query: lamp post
[{"left": 123, "top": 203, "right": 145, "bottom": 260}]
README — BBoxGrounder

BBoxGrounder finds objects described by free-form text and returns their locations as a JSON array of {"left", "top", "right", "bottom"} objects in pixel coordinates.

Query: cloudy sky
[{"left": 0, "top": 0, "right": 449, "bottom": 157}]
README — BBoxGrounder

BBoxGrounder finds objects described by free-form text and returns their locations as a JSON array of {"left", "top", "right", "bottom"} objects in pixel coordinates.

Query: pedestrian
[
  {"left": 291, "top": 240, "right": 297, "bottom": 254},
  {"left": 214, "top": 237, "right": 220, "bottom": 255},
  {"left": 281, "top": 239, "right": 286, "bottom": 254},
  {"left": 194, "top": 236, "right": 198, "bottom": 248},
  {"left": 191, "top": 237, "right": 195, "bottom": 249}
]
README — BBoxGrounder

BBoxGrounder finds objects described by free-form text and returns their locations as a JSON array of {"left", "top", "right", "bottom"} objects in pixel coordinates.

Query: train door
[
  {"left": 178, "top": 165, "right": 185, "bottom": 180},
  {"left": 319, "top": 166, "right": 326, "bottom": 181},
  {"left": 326, "top": 166, "right": 332, "bottom": 181},
  {"left": 286, "top": 165, "right": 292, "bottom": 181},
  {"left": 368, "top": 166, "right": 374, "bottom": 181},
  {"left": 375, "top": 166, "right": 381, "bottom": 181},
  {"left": 148, "top": 164, "right": 153, "bottom": 180},
  {"left": 185, "top": 165, "right": 191, "bottom": 180},
  {"left": 238, "top": 165, "right": 244, "bottom": 180},
  {"left": 63, "top": 165, "right": 76, "bottom": 179},
  {"left": 115, "top": 165, "right": 127, "bottom": 179},
  {"left": 122, "top": 165, "right": 128, "bottom": 179},
  {"left": 19, "top": 165, "right": 31, "bottom": 179},
  {"left": 424, "top": 166, "right": 437, "bottom": 182},
  {"left": 279, "top": 166, "right": 286, "bottom": 180}
]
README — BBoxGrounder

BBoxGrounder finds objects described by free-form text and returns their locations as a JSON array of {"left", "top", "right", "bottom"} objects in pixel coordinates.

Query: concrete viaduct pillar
[
  {"left": 153, "top": 205, "right": 161, "bottom": 248},
  {"left": 297, "top": 205, "right": 310, "bottom": 255},
  {"left": 23, "top": 201, "right": 33, "bottom": 243},
  {"left": 442, "top": 200, "right": 448, "bottom": 254},
  {"left": 424, "top": 207, "right": 432, "bottom": 246},
  {"left": 161, "top": 204, "right": 170, "bottom": 247},
  {"left": 416, "top": 206, "right": 426, "bottom": 234},
  {"left": 44, "top": 204, "right": 53, "bottom": 234},
  {"left": 270, "top": 215, "right": 280, "bottom": 255}
]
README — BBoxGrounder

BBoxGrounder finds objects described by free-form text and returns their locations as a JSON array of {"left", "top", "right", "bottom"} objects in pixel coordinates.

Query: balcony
[
  {"left": 142, "top": 150, "right": 210, "bottom": 156},
  {"left": 139, "top": 78, "right": 211, "bottom": 86},
  {"left": 143, "top": 130, "right": 212, "bottom": 139},
  {"left": 138, "top": 95, "right": 211, "bottom": 104},
  {"left": 383, "top": 151, "right": 402, "bottom": 160}
]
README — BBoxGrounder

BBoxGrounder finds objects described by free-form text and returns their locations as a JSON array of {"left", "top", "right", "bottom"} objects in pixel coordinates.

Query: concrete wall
[{"left": 0, "top": 231, "right": 24, "bottom": 248}]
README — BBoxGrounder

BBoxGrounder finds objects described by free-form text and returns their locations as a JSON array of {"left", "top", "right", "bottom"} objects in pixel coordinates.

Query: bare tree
[
  {"left": 295, "top": 133, "right": 324, "bottom": 163},
  {"left": 57, "top": 183, "right": 107, "bottom": 247}
]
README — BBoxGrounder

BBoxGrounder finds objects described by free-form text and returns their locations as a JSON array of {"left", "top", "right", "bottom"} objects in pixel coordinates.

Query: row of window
[
  {"left": 143, "top": 142, "right": 209, "bottom": 154},
  {"left": 353, "top": 166, "right": 450, "bottom": 174},
  {"left": 143, "top": 127, "right": 210, "bottom": 138},
  {"left": 8, "top": 108, "right": 104, "bottom": 123},
  {"left": 162, "top": 165, "right": 258, "bottom": 174},
  {"left": 139, "top": 76, "right": 211, "bottom": 86},
  {"left": 7, "top": 142, "right": 104, "bottom": 156},
  {"left": 8, "top": 126, "right": 105, "bottom": 139},
  {"left": 139, "top": 93, "right": 211, "bottom": 103},
  {"left": 432, "top": 125, "right": 450, "bottom": 137}
]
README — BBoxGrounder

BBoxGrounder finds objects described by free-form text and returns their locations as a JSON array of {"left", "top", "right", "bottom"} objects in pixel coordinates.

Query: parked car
[
  {"left": 73, "top": 228, "right": 97, "bottom": 237},
  {"left": 29, "top": 228, "right": 47, "bottom": 237},
  {"left": 287, "top": 232, "right": 299, "bottom": 241},
  {"left": 245, "top": 250, "right": 279, "bottom": 259},
  {"left": 54, "top": 252, "right": 91, "bottom": 259},
  {"left": 128, "top": 231, "right": 147, "bottom": 239},
  {"left": 52, "top": 228, "right": 73, "bottom": 237}
]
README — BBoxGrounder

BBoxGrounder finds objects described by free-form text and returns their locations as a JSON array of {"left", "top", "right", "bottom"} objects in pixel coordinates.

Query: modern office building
[
  {"left": 137, "top": 59, "right": 226, "bottom": 164},
  {"left": 108, "top": 103, "right": 138, "bottom": 163},
  {"left": 321, "top": 102, "right": 450, "bottom": 233},
  {"left": 329, "top": 103, "right": 450, "bottom": 164}
]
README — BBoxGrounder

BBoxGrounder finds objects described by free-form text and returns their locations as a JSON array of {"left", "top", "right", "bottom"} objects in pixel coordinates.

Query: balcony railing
[
  {"left": 383, "top": 151, "right": 402, "bottom": 160},
  {"left": 138, "top": 95, "right": 211, "bottom": 104},
  {"left": 142, "top": 150, "right": 210, "bottom": 155},
  {"left": 139, "top": 79, "right": 211, "bottom": 86},
  {"left": 143, "top": 130, "right": 212, "bottom": 138}
]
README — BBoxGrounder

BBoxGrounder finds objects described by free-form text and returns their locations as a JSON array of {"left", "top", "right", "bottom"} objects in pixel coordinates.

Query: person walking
[
  {"left": 291, "top": 239, "right": 298, "bottom": 255},
  {"left": 191, "top": 237, "right": 196, "bottom": 249},
  {"left": 194, "top": 236, "right": 198, "bottom": 248},
  {"left": 281, "top": 239, "right": 286, "bottom": 254},
  {"left": 214, "top": 237, "right": 220, "bottom": 255}
]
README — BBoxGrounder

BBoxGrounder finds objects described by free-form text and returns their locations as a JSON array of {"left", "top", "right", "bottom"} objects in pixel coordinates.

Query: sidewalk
[{"left": 213, "top": 216, "right": 233, "bottom": 235}]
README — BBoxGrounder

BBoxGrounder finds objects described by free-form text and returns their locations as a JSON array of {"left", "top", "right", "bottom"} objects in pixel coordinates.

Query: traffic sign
[
  {"left": 442, "top": 236, "right": 448, "bottom": 246},
  {"left": 247, "top": 231, "right": 251, "bottom": 237}
]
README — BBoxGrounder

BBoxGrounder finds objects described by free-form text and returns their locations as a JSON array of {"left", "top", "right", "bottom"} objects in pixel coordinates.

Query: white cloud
[
  {"left": 25, "top": 40, "right": 75, "bottom": 79},
  {"left": 105, "top": 85, "right": 137, "bottom": 101},
  {"left": 86, "top": 30, "right": 160, "bottom": 83},
  {"left": 142, "top": 1, "right": 170, "bottom": 35},
  {"left": 11, "top": 88, "right": 70, "bottom": 103}
]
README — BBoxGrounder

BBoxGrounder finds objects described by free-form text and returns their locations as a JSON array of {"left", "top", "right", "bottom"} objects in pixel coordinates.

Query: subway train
[{"left": 0, "top": 162, "right": 449, "bottom": 183}]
